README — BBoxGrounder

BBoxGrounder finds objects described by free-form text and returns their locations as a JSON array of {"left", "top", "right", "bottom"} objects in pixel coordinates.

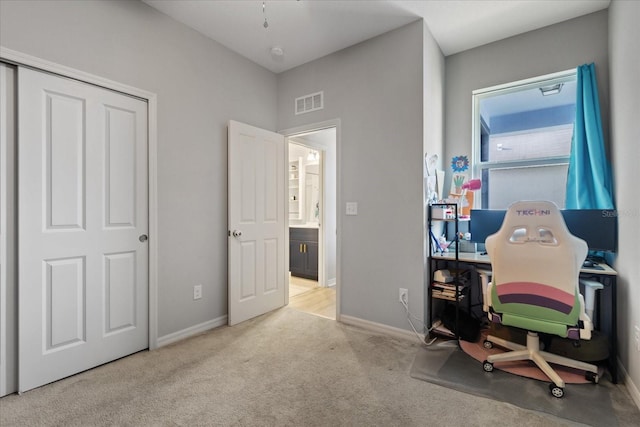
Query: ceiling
[{"left": 143, "top": 0, "right": 610, "bottom": 74}]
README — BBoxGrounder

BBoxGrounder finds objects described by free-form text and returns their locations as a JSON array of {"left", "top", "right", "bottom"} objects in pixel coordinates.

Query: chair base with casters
[{"left": 482, "top": 332, "right": 599, "bottom": 398}]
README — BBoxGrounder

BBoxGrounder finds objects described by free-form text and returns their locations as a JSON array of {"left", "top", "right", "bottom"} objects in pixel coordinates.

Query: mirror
[{"left": 305, "top": 165, "right": 320, "bottom": 224}]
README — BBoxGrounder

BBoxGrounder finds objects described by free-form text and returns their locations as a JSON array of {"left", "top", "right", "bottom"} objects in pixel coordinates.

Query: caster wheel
[
  {"left": 549, "top": 384, "right": 564, "bottom": 398},
  {"left": 586, "top": 371, "right": 599, "bottom": 384},
  {"left": 482, "top": 360, "right": 494, "bottom": 372},
  {"left": 483, "top": 340, "right": 493, "bottom": 349}
]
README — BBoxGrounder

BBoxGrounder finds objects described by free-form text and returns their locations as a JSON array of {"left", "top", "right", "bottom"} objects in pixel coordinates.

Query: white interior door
[
  {"left": 228, "top": 120, "right": 285, "bottom": 326},
  {"left": 18, "top": 67, "right": 149, "bottom": 392}
]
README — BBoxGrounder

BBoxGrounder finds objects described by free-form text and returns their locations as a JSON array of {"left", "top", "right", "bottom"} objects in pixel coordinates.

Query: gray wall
[
  {"left": 0, "top": 0, "right": 278, "bottom": 337},
  {"left": 444, "top": 10, "right": 609, "bottom": 195},
  {"left": 422, "top": 20, "right": 446, "bottom": 174},
  {"left": 277, "top": 20, "right": 444, "bottom": 331},
  {"left": 609, "top": 0, "right": 640, "bottom": 397},
  {"left": 422, "top": 21, "right": 446, "bottom": 324}
]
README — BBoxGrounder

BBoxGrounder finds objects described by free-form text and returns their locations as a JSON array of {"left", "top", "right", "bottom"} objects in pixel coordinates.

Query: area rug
[{"left": 410, "top": 340, "right": 619, "bottom": 426}]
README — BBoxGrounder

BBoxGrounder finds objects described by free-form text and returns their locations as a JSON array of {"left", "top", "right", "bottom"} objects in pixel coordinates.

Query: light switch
[{"left": 346, "top": 202, "right": 358, "bottom": 216}]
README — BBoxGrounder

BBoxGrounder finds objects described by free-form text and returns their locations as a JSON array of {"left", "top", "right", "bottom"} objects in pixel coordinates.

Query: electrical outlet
[
  {"left": 193, "top": 284, "right": 203, "bottom": 300},
  {"left": 635, "top": 325, "right": 640, "bottom": 352},
  {"left": 399, "top": 288, "right": 408, "bottom": 304}
]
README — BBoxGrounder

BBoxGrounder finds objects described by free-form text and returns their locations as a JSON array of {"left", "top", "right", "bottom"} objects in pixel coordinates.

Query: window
[{"left": 472, "top": 70, "right": 577, "bottom": 209}]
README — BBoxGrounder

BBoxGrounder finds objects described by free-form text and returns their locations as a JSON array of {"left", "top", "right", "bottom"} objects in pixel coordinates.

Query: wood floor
[{"left": 289, "top": 276, "right": 336, "bottom": 320}]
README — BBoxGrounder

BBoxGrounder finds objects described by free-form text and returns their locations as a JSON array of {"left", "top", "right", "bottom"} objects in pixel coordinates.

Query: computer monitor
[
  {"left": 562, "top": 209, "right": 617, "bottom": 252},
  {"left": 469, "top": 210, "right": 505, "bottom": 245},
  {"left": 470, "top": 209, "right": 617, "bottom": 252}
]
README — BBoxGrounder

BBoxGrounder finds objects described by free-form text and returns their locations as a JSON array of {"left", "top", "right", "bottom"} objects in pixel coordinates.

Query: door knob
[
  {"left": 232, "top": 230, "right": 242, "bottom": 238},
  {"left": 139, "top": 234, "right": 148, "bottom": 242}
]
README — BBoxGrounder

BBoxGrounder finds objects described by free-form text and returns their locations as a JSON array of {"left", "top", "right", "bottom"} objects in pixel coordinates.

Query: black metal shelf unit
[{"left": 427, "top": 203, "right": 469, "bottom": 339}]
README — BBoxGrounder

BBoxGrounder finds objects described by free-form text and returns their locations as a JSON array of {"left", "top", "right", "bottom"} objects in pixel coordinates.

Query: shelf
[
  {"left": 432, "top": 282, "right": 466, "bottom": 291},
  {"left": 431, "top": 293, "right": 466, "bottom": 302},
  {"left": 430, "top": 319, "right": 455, "bottom": 338},
  {"left": 289, "top": 159, "right": 301, "bottom": 221},
  {"left": 431, "top": 282, "right": 467, "bottom": 301},
  {"left": 428, "top": 202, "right": 466, "bottom": 340}
]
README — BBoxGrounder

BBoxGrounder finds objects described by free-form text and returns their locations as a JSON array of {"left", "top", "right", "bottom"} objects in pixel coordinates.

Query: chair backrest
[{"left": 485, "top": 201, "right": 588, "bottom": 335}]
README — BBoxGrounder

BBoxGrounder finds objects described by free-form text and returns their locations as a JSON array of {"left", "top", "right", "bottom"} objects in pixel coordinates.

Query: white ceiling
[{"left": 143, "top": 0, "right": 610, "bottom": 73}]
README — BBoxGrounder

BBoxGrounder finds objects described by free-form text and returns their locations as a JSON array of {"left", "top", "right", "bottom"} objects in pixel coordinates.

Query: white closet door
[
  {"left": 18, "top": 67, "right": 149, "bottom": 392},
  {"left": 1, "top": 62, "right": 18, "bottom": 397}
]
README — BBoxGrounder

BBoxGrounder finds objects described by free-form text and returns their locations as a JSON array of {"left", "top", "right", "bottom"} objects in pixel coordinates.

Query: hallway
[{"left": 289, "top": 276, "right": 336, "bottom": 320}]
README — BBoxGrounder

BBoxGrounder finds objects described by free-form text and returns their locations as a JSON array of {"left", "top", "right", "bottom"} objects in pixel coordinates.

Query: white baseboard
[
  {"left": 339, "top": 314, "right": 424, "bottom": 343},
  {"left": 327, "top": 278, "right": 336, "bottom": 287},
  {"left": 618, "top": 360, "right": 640, "bottom": 411},
  {"left": 156, "top": 315, "right": 227, "bottom": 348}
]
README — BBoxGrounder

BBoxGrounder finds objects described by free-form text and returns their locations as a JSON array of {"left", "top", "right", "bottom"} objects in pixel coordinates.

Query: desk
[{"left": 431, "top": 251, "right": 618, "bottom": 383}]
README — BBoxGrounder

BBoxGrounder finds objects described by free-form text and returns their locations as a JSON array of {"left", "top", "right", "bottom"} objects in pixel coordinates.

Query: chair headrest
[{"left": 495, "top": 200, "right": 571, "bottom": 245}]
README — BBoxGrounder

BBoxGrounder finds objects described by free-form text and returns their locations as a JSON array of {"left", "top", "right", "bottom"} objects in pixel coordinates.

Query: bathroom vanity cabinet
[{"left": 289, "top": 227, "right": 318, "bottom": 280}]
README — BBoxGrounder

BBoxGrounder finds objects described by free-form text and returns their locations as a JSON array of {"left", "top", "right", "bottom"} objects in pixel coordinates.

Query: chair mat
[{"left": 410, "top": 339, "right": 623, "bottom": 426}]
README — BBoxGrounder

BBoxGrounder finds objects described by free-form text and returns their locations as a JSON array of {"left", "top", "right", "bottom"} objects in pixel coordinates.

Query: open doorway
[{"left": 285, "top": 127, "right": 337, "bottom": 319}]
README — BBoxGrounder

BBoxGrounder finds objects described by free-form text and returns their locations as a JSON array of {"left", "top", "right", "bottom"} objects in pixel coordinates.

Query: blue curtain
[{"left": 565, "top": 63, "right": 615, "bottom": 210}]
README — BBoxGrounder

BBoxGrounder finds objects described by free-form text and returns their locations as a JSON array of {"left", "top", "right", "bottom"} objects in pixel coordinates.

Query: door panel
[
  {"left": 306, "top": 242, "right": 319, "bottom": 278},
  {"left": 105, "top": 106, "right": 137, "bottom": 227},
  {"left": 240, "top": 241, "right": 257, "bottom": 300},
  {"left": 45, "top": 257, "right": 85, "bottom": 350},
  {"left": 104, "top": 251, "right": 137, "bottom": 333},
  {"left": 289, "top": 240, "right": 305, "bottom": 277},
  {"left": 228, "top": 120, "right": 285, "bottom": 325},
  {"left": 263, "top": 238, "right": 278, "bottom": 292},
  {"left": 18, "top": 67, "right": 148, "bottom": 392},
  {"left": 46, "top": 92, "right": 85, "bottom": 229}
]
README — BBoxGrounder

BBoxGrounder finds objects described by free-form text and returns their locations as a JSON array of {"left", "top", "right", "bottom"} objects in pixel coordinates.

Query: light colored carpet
[{"left": 1, "top": 307, "right": 637, "bottom": 426}]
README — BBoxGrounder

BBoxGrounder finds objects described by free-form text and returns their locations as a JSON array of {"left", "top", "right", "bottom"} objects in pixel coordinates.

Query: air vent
[{"left": 295, "top": 91, "right": 323, "bottom": 115}]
